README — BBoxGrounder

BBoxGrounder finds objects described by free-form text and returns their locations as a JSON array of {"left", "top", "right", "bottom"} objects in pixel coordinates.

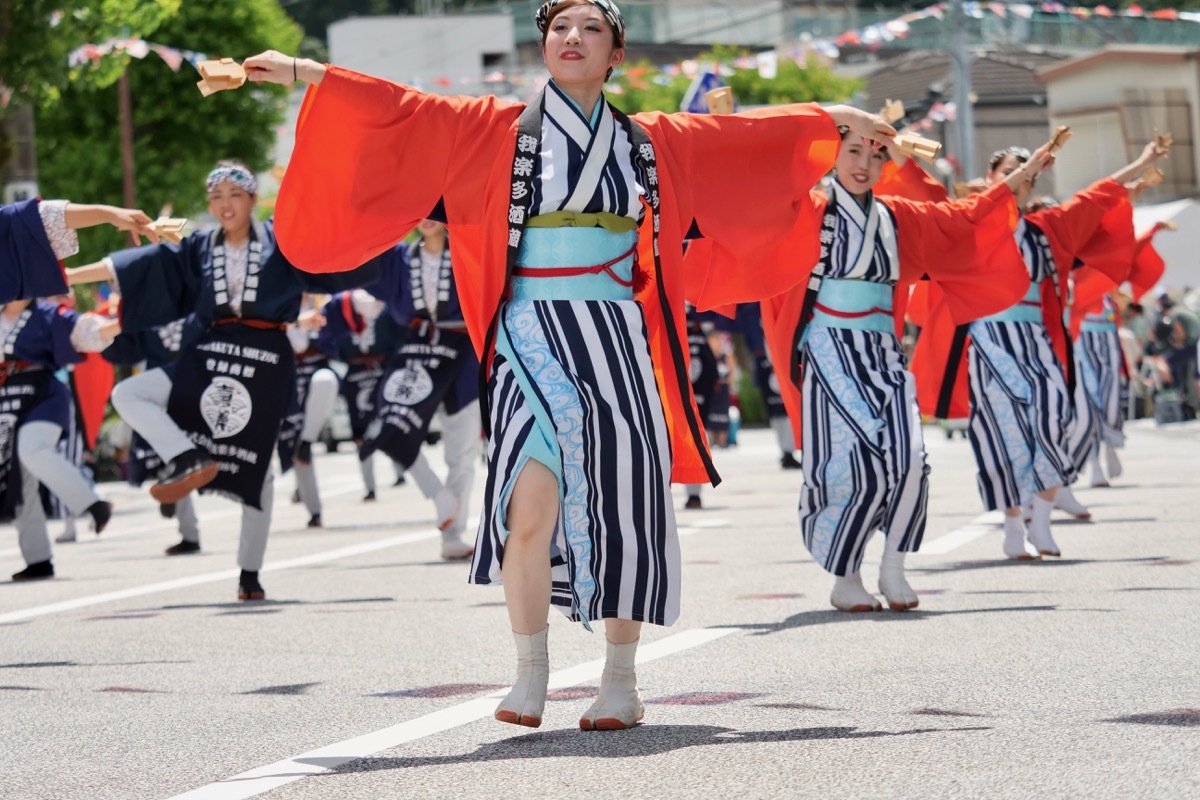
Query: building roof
[
  {"left": 1037, "top": 44, "right": 1200, "bottom": 83},
  {"left": 866, "top": 49, "right": 1067, "bottom": 110}
]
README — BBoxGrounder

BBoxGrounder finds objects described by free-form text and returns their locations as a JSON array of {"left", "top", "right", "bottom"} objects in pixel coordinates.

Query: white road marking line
[
  {"left": 920, "top": 511, "right": 1003, "bottom": 555},
  {"left": 165, "top": 627, "right": 736, "bottom": 800},
  {"left": 0, "top": 528, "right": 440, "bottom": 625}
]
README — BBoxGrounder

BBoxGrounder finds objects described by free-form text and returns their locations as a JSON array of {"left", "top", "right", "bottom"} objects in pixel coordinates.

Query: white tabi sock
[
  {"left": 830, "top": 571, "right": 882, "bottom": 612},
  {"left": 1053, "top": 485, "right": 1091, "bottom": 519},
  {"left": 494, "top": 626, "right": 549, "bottom": 728},
  {"left": 580, "top": 638, "right": 644, "bottom": 731},
  {"left": 1104, "top": 444, "right": 1123, "bottom": 480},
  {"left": 878, "top": 549, "right": 919, "bottom": 610},
  {"left": 1003, "top": 514, "right": 1039, "bottom": 560},
  {"left": 1089, "top": 453, "right": 1108, "bottom": 487},
  {"left": 1028, "top": 496, "right": 1061, "bottom": 556}
]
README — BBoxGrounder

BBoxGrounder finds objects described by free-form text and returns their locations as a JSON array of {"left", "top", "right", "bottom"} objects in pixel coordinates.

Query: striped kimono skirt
[
  {"left": 967, "top": 284, "right": 1075, "bottom": 511},
  {"left": 1072, "top": 315, "right": 1126, "bottom": 463},
  {"left": 469, "top": 228, "right": 680, "bottom": 629},
  {"left": 799, "top": 279, "right": 929, "bottom": 577}
]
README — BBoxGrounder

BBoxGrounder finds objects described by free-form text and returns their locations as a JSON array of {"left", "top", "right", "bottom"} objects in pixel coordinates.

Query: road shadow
[
  {"left": 912, "top": 555, "right": 1174, "bottom": 574},
  {"left": 274, "top": 723, "right": 992, "bottom": 775},
  {"left": 146, "top": 597, "right": 396, "bottom": 613},
  {"left": 713, "top": 605, "right": 1057, "bottom": 637}
]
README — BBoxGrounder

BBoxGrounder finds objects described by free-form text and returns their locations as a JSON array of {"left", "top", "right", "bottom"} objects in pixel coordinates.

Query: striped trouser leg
[
  {"left": 880, "top": 374, "right": 930, "bottom": 553},
  {"left": 967, "top": 346, "right": 1032, "bottom": 511},
  {"left": 799, "top": 367, "right": 887, "bottom": 576}
]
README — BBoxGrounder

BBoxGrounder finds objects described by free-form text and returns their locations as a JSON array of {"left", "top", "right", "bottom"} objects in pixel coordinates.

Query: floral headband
[
  {"left": 535, "top": 0, "right": 626, "bottom": 46},
  {"left": 206, "top": 164, "right": 257, "bottom": 195}
]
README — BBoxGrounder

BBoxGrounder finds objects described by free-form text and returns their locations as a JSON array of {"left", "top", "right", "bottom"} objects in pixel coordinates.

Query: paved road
[{"left": 2, "top": 422, "right": 1198, "bottom": 799}]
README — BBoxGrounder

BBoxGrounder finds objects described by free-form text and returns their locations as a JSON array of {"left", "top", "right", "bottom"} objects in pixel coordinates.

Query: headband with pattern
[
  {"left": 535, "top": 0, "right": 626, "bottom": 46},
  {"left": 206, "top": 164, "right": 257, "bottom": 195}
]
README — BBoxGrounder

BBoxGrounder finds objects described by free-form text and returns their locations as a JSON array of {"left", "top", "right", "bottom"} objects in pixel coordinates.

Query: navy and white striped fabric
[
  {"left": 799, "top": 327, "right": 929, "bottom": 575},
  {"left": 469, "top": 299, "right": 680, "bottom": 627},
  {"left": 794, "top": 186, "right": 925, "bottom": 576},
  {"left": 827, "top": 180, "right": 900, "bottom": 282},
  {"left": 1015, "top": 219, "right": 1054, "bottom": 284},
  {"left": 966, "top": 317, "right": 1075, "bottom": 510},
  {"left": 530, "top": 82, "right": 645, "bottom": 222},
  {"left": 1074, "top": 327, "right": 1126, "bottom": 455}
]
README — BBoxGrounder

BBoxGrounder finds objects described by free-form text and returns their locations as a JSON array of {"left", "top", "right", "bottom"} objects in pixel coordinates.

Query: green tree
[
  {"left": 607, "top": 45, "right": 861, "bottom": 115},
  {"left": 0, "top": 1, "right": 179, "bottom": 108},
  {"left": 35, "top": 0, "right": 301, "bottom": 262}
]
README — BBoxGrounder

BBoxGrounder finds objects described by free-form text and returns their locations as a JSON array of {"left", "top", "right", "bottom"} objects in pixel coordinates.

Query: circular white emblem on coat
[
  {"left": 768, "top": 372, "right": 780, "bottom": 395},
  {"left": 200, "top": 376, "right": 253, "bottom": 439},
  {"left": 383, "top": 362, "right": 434, "bottom": 406},
  {"left": 689, "top": 356, "right": 703, "bottom": 384},
  {"left": 0, "top": 413, "right": 17, "bottom": 463}
]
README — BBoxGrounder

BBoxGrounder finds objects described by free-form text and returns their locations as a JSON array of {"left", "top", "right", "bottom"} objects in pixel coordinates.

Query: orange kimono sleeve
[
  {"left": 886, "top": 181, "right": 1026, "bottom": 325},
  {"left": 909, "top": 286, "right": 971, "bottom": 419},
  {"left": 1069, "top": 267, "right": 1120, "bottom": 339},
  {"left": 876, "top": 159, "right": 949, "bottom": 203},
  {"left": 1129, "top": 226, "right": 1168, "bottom": 302},
  {"left": 760, "top": 282, "right": 810, "bottom": 450},
  {"left": 1028, "top": 178, "right": 1132, "bottom": 286},
  {"left": 72, "top": 353, "right": 114, "bottom": 450},
  {"left": 634, "top": 106, "right": 840, "bottom": 309},
  {"left": 274, "top": 66, "right": 522, "bottom": 274}
]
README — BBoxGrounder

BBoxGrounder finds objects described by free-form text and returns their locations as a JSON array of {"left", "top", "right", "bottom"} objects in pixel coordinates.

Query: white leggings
[
  {"left": 294, "top": 369, "right": 339, "bottom": 516},
  {"left": 15, "top": 420, "right": 100, "bottom": 565}
]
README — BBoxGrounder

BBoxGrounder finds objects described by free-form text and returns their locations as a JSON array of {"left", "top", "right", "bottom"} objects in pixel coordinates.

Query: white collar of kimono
[
  {"left": 544, "top": 81, "right": 616, "bottom": 214},
  {"left": 831, "top": 178, "right": 896, "bottom": 276}
]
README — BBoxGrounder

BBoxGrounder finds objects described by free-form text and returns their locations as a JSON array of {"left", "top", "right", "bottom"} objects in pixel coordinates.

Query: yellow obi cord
[{"left": 526, "top": 211, "right": 639, "bottom": 233}]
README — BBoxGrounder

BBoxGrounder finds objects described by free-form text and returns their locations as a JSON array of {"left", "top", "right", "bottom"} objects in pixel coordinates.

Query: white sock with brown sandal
[
  {"left": 1053, "top": 485, "right": 1091, "bottom": 520},
  {"left": 878, "top": 549, "right": 919, "bottom": 610},
  {"left": 494, "top": 626, "right": 549, "bottom": 728},
  {"left": 830, "top": 571, "right": 882, "bottom": 612},
  {"left": 580, "top": 637, "right": 644, "bottom": 731},
  {"left": 1004, "top": 514, "right": 1040, "bottom": 560},
  {"left": 1028, "top": 495, "right": 1061, "bottom": 557}
]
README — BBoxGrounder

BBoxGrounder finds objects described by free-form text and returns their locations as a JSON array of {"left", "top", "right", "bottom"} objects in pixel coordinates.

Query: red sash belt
[
  {"left": 812, "top": 303, "right": 891, "bottom": 319},
  {"left": 214, "top": 317, "right": 288, "bottom": 331},
  {"left": 511, "top": 244, "right": 639, "bottom": 288}
]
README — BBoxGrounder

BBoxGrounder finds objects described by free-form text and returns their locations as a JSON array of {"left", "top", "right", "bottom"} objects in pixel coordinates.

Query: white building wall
[
  {"left": 1045, "top": 60, "right": 1200, "bottom": 198},
  {"left": 329, "top": 14, "right": 515, "bottom": 90}
]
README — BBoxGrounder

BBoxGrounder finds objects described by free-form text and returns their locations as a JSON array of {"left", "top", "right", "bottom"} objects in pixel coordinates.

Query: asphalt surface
[{"left": 2, "top": 421, "right": 1197, "bottom": 800}]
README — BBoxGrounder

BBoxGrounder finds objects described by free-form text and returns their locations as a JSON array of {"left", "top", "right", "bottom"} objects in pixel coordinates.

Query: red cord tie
[
  {"left": 811, "top": 302, "right": 891, "bottom": 319},
  {"left": 512, "top": 244, "right": 640, "bottom": 288}
]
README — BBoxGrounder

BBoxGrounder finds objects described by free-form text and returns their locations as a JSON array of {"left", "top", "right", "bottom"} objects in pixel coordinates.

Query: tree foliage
[
  {"left": 0, "top": 1, "right": 179, "bottom": 107},
  {"left": 607, "top": 45, "right": 861, "bottom": 115},
  {"left": 34, "top": 0, "right": 301, "bottom": 262}
]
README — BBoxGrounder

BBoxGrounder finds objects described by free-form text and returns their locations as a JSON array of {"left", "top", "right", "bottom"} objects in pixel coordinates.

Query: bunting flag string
[
  {"left": 62, "top": 3, "right": 1200, "bottom": 95},
  {"left": 67, "top": 38, "right": 207, "bottom": 74}
]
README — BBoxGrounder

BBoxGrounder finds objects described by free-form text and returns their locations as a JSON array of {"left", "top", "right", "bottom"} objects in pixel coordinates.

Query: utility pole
[
  {"left": 117, "top": 68, "right": 139, "bottom": 246},
  {"left": 949, "top": 0, "right": 976, "bottom": 179}
]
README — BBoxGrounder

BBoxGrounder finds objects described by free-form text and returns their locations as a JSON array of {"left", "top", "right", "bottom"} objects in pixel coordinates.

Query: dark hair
[
  {"left": 540, "top": 0, "right": 623, "bottom": 49},
  {"left": 837, "top": 125, "right": 892, "bottom": 159},
  {"left": 988, "top": 146, "right": 1030, "bottom": 172},
  {"left": 1025, "top": 195, "right": 1059, "bottom": 213}
]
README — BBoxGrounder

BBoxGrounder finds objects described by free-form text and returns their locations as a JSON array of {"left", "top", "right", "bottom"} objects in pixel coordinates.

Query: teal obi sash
[
  {"left": 1081, "top": 317, "right": 1117, "bottom": 334},
  {"left": 509, "top": 227, "right": 637, "bottom": 302},
  {"left": 807, "top": 279, "right": 895, "bottom": 340},
  {"left": 978, "top": 282, "right": 1043, "bottom": 324}
]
